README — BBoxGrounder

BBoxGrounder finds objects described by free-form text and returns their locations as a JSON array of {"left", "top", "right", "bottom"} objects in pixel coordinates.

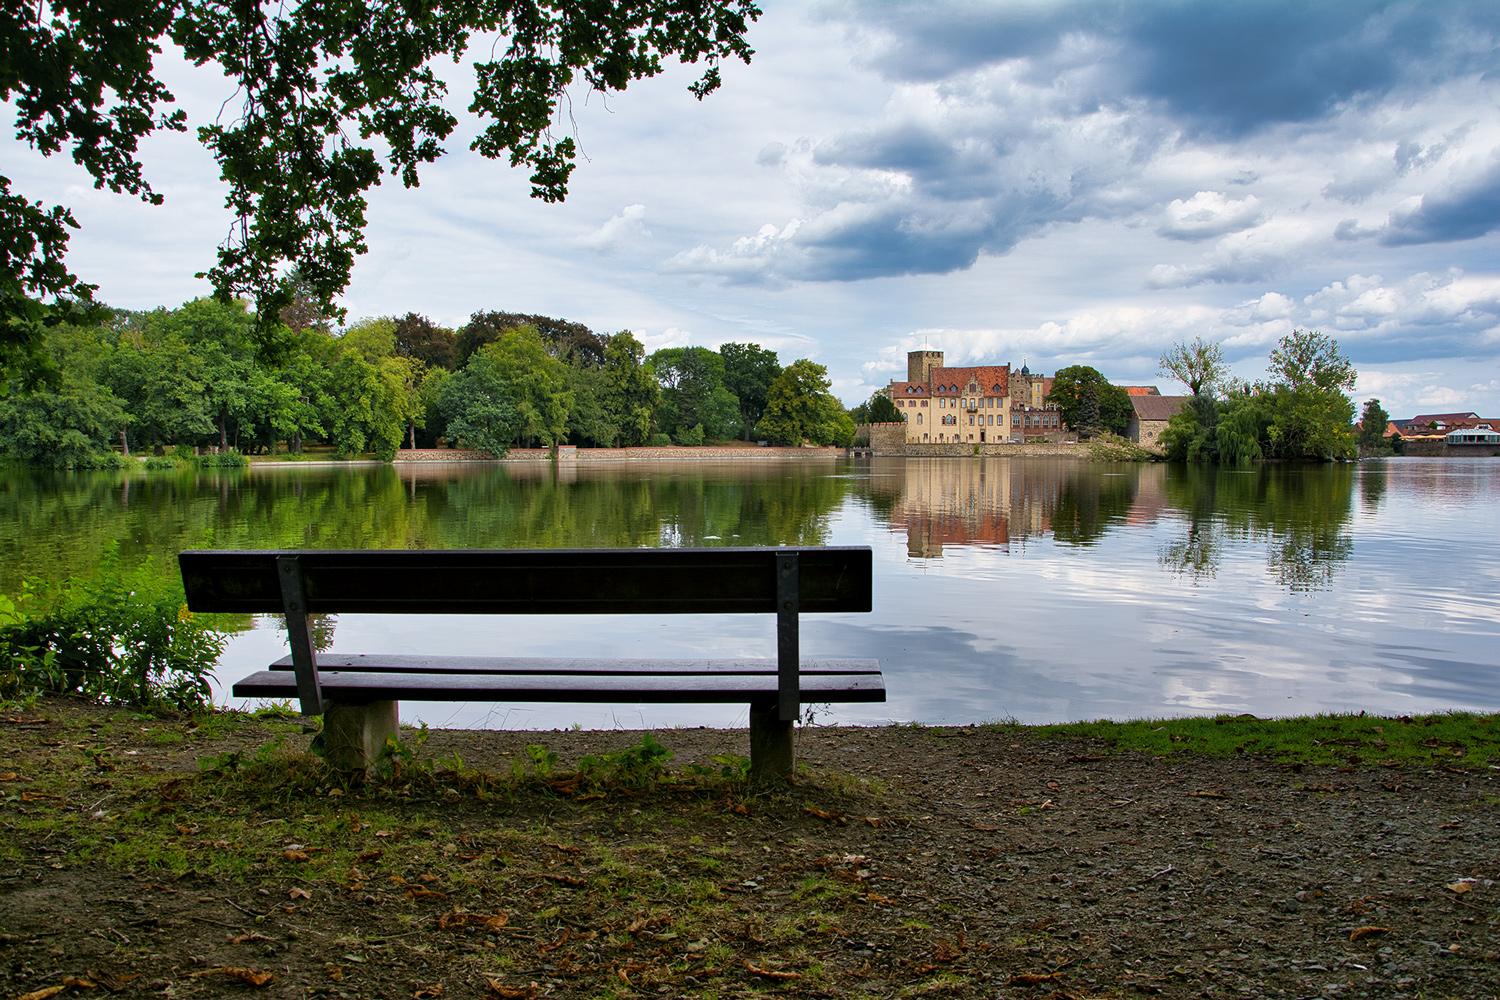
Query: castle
[{"left": 885, "top": 350, "right": 1066, "bottom": 444}]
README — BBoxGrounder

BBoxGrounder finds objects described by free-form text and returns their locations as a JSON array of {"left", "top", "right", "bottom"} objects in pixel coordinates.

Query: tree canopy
[
  {"left": 1046, "top": 365, "right": 1132, "bottom": 437},
  {"left": 2, "top": 0, "right": 761, "bottom": 374},
  {"left": 1158, "top": 337, "right": 1229, "bottom": 398}
]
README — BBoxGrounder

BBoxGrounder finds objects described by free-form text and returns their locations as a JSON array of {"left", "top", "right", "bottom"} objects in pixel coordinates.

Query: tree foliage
[
  {"left": 1358, "top": 398, "right": 1392, "bottom": 454},
  {"left": 758, "top": 360, "right": 853, "bottom": 446},
  {"left": 1046, "top": 366, "right": 1131, "bottom": 437},
  {"left": 1159, "top": 331, "right": 1357, "bottom": 464},
  {"left": 1158, "top": 337, "right": 1229, "bottom": 397},
  {"left": 2, "top": 0, "right": 760, "bottom": 368},
  {"left": 720, "top": 342, "right": 781, "bottom": 439}
]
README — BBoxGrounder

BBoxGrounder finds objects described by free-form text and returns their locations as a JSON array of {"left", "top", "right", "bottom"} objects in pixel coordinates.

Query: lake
[{"left": 3, "top": 455, "right": 1496, "bottom": 730}]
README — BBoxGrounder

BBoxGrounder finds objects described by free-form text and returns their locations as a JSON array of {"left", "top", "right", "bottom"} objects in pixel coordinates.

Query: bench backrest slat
[{"left": 179, "top": 547, "right": 872, "bottom": 616}]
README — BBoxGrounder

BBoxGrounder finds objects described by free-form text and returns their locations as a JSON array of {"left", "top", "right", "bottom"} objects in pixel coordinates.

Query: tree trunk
[
  {"left": 409, "top": 423, "right": 416, "bottom": 450},
  {"left": 292, "top": 429, "right": 302, "bottom": 454},
  {"left": 219, "top": 412, "right": 228, "bottom": 451},
  {"left": 120, "top": 430, "right": 129, "bottom": 458}
]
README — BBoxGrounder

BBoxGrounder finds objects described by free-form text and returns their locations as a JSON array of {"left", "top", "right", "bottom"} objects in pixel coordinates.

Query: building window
[{"left": 916, "top": 413, "right": 922, "bottom": 424}]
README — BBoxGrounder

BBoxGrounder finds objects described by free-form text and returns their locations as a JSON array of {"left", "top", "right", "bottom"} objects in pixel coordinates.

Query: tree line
[{"left": 0, "top": 298, "right": 857, "bottom": 468}]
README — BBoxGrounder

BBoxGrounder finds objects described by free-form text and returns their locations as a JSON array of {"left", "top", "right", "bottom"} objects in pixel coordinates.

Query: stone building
[
  {"left": 1126, "top": 394, "right": 1192, "bottom": 448},
  {"left": 884, "top": 351, "right": 1066, "bottom": 444}
]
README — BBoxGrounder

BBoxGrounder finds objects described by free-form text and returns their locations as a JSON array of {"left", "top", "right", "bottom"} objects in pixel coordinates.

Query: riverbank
[{"left": 3, "top": 701, "right": 1496, "bottom": 999}]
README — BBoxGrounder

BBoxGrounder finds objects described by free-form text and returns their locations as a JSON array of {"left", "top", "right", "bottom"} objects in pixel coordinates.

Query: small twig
[
  {"left": 223, "top": 897, "right": 270, "bottom": 919},
  {"left": 1149, "top": 865, "right": 1178, "bottom": 880}
]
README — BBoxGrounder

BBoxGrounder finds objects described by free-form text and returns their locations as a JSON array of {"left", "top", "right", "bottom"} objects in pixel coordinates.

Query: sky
[{"left": 8, "top": 0, "right": 1500, "bottom": 415}]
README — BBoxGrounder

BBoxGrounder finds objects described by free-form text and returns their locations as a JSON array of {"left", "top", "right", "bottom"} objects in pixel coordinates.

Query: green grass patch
[{"left": 997, "top": 711, "right": 1500, "bottom": 768}]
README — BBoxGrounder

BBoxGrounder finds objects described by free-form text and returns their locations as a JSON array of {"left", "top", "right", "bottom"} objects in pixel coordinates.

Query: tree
[
  {"left": 469, "top": 325, "right": 572, "bottom": 448},
  {"left": 1046, "top": 366, "right": 1131, "bottom": 437},
  {"left": 457, "top": 311, "right": 607, "bottom": 369},
  {"left": 103, "top": 338, "right": 214, "bottom": 453},
  {"left": 1358, "top": 398, "right": 1392, "bottom": 453},
  {"left": 867, "top": 393, "right": 902, "bottom": 423},
  {"left": 649, "top": 346, "right": 739, "bottom": 440},
  {"left": 1158, "top": 337, "right": 1229, "bottom": 398},
  {"left": 759, "top": 360, "right": 844, "bottom": 445},
  {"left": 720, "top": 342, "right": 781, "bottom": 440},
  {"left": 394, "top": 313, "right": 456, "bottom": 371},
  {"left": 600, "top": 332, "right": 658, "bottom": 446},
  {"left": 1268, "top": 330, "right": 1357, "bottom": 393},
  {"left": 0, "top": 377, "right": 126, "bottom": 467},
  {"left": 3, "top": 1, "right": 760, "bottom": 369}
]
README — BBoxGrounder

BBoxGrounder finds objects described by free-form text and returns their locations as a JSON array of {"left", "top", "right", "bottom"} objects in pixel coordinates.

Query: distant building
[
  {"left": 1125, "top": 395, "right": 1192, "bottom": 449},
  {"left": 884, "top": 351, "right": 1066, "bottom": 444},
  {"left": 1121, "top": 386, "right": 1161, "bottom": 396}
]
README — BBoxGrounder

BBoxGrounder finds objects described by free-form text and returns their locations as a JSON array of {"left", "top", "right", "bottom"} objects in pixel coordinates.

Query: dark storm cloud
[
  {"left": 1380, "top": 155, "right": 1500, "bottom": 245},
  {"left": 844, "top": 0, "right": 1500, "bottom": 137}
]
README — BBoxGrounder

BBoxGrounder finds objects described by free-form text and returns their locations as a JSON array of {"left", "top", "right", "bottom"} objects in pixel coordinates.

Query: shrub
[
  {"left": 648, "top": 432, "right": 672, "bottom": 447},
  {"left": 1088, "top": 431, "right": 1156, "bottom": 462},
  {"left": 194, "top": 450, "right": 249, "bottom": 468},
  {"left": 142, "top": 455, "right": 181, "bottom": 470},
  {"left": 0, "top": 560, "right": 226, "bottom": 710},
  {"left": 674, "top": 422, "right": 705, "bottom": 446}
]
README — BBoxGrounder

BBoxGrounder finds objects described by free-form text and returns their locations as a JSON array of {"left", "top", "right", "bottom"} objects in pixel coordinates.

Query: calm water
[{"left": 3, "top": 456, "right": 1496, "bottom": 729}]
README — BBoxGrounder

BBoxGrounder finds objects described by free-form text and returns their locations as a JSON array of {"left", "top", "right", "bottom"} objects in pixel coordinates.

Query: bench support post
[
  {"left": 322, "top": 700, "right": 399, "bottom": 772},
  {"left": 777, "top": 552, "right": 799, "bottom": 722},
  {"left": 276, "top": 555, "right": 323, "bottom": 716},
  {"left": 748, "top": 703, "right": 794, "bottom": 780}
]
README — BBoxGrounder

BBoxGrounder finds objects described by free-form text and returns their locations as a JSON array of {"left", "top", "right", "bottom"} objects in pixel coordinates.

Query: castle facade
[{"left": 885, "top": 351, "right": 1067, "bottom": 444}]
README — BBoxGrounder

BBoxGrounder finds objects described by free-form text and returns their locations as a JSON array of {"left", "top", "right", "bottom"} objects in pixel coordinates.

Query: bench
[{"left": 178, "top": 547, "right": 882, "bottom": 778}]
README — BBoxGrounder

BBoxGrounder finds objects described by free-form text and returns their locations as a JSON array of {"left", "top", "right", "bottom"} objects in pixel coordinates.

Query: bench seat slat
[
  {"left": 232, "top": 668, "right": 887, "bottom": 704},
  {"left": 266, "top": 654, "right": 882, "bottom": 676}
]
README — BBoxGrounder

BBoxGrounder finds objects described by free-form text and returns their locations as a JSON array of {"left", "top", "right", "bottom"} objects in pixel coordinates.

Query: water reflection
[
  {"left": 863, "top": 458, "right": 1355, "bottom": 592},
  {"left": 3, "top": 456, "right": 1497, "bottom": 726}
]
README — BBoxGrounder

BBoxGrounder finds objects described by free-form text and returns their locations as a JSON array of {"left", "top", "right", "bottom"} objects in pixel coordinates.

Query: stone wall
[
  {"left": 867, "top": 437, "right": 1085, "bottom": 458},
  {"left": 391, "top": 446, "right": 846, "bottom": 463}
]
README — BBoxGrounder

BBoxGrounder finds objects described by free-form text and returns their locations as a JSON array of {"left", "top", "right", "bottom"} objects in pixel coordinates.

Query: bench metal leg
[
  {"left": 748, "top": 703, "right": 795, "bottom": 780},
  {"left": 322, "top": 700, "right": 399, "bottom": 772}
]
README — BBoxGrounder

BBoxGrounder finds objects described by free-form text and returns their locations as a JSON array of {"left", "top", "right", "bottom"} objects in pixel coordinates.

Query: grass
[{"left": 986, "top": 710, "right": 1500, "bottom": 769}]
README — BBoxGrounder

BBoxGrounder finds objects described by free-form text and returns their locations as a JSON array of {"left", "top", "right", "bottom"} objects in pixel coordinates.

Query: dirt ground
[{"left": 2, "top": 704, "right": 1497, "bottom": 1000}]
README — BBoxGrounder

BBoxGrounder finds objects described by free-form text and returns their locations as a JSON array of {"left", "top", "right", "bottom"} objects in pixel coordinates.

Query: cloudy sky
[{"left": 10, "top": 0, "right": 1500, "bottom": 414}]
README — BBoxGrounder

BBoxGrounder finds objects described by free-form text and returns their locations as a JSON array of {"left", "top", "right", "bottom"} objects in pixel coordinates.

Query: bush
[
  {"left": 194, "top": 450, "right": 249, "bottom": 468},
  {"left": 674, "top": 422, "right": 705, "bottom": 447},
  {"left": 0, "top": 560, "right": 226, "bottom": 710},
  {"left": 141, "top": 455, "right": 181, "bottom": 470},
  {"left": 648, "top": 433, "right": 672, "bottom": 447}
]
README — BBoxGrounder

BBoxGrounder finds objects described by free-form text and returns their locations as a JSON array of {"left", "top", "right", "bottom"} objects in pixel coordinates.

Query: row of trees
[
  {"left": 0, "top": 298, "right": 857, "bottom": 467},
  {"left": 1156, "top": 330, "right": 1359, "bottom": 463}
]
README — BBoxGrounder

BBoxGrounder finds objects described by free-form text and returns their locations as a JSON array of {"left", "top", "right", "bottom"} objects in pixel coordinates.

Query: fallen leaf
[
  {"left": 538, "top": 929, "right": 573, "bottom": 953},
  {"left": 437, "top": 910, "right": 509, "bottom": 931},
  {"left": 0, "top": 772, "right": 20, "bottom": 781},
  {"left": 544, "top": 842, "right": 581, "bottom": 854},
  {"left": 20, "top": 791, "right": 62, "bottom": 803},
  {"left": 288, "top": 887, "right": 312, "bottom": 900},
  {"left": 534, "top": 873, "right": 586, "bottom": 887},
  {"left": 743, "top": 960, "right": 801, "bottom": 980},
  {"left": 1448, "top": 881, "right": 1474, "bottom": 894},
  {"left": 326, "top": 965, "right": 344, "bottom": 983},
  {"left": 1350, "top": 926, "right": 1391, "bottom": 941},
  {"left": 357, "top": 850, "right": 383, "bottom": 862},
  {"left": 1190, "top": 791, "right": 1227, "bottom": 799},
  {"left": 191, "top": 967, "right": 274, "bottom": 987},
  {"left": 626, "top": 917, "right": 648, "bottom": 933},
  {"left": 17, "top": 987, "right": 65, "bottom": 1000},
  {"left": 413, "top": 985, "right": 443, "bottom": 999},
  {"left": 417, "top": 873, "right": 441, "bottom": 884},
  {"left": 804, "top": 806, "right": 845, "bottom": 824},
  {"left": 88, "top": 969, "right": 138, "bottom": 992},
  {"left": 1009, "top": 973, "right": 1062, "bottom": 986},
  {"left": 406, "top": 889, "right": 448, "bottom": 901},
  {"left": 283, "top": 850, "right": 311, "bottom": 862},
  {"left": 860, "top": 816, "right": 884, "bottom": 827},
  {"left": 482, "top": 977, "right": 537, "bottom": 999}
]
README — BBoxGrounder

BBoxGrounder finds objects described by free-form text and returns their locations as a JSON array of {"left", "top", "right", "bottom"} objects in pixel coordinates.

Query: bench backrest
[{"left": 179, "top": 547, "right": 872, "bottom": 615}]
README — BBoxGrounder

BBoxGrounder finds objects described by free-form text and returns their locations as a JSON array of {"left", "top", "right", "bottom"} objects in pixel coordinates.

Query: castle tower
[{"left": 908, "top": 350, "right": 943, "bottom": 386}]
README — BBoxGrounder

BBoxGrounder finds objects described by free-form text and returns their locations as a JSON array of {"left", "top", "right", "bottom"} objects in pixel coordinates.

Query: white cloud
[
  {"left": 576, "top": 204, "right": 650, "bottom": 253},
  {"left": 1158, "top": 191, "right": 1264, "bottom": 240}
]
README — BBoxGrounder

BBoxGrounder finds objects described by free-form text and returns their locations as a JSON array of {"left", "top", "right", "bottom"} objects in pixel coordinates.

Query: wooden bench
[{"left": 178, "top": 547, "right": 882, "bottom": 778}]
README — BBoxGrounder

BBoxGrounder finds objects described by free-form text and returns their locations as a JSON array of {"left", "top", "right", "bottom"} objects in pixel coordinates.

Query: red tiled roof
[
  {"left": 1122, "top": 385, "right": 1161, "bottom": 396},
  {"left": 1407, "top": 412, "right": 1480, "bottom": 426},
  {"left": 928, "top": 365, "right": 1010, "bottom": 395},
  {"left": 889, "top": 381, "right": 928, "bottom": 396}
]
